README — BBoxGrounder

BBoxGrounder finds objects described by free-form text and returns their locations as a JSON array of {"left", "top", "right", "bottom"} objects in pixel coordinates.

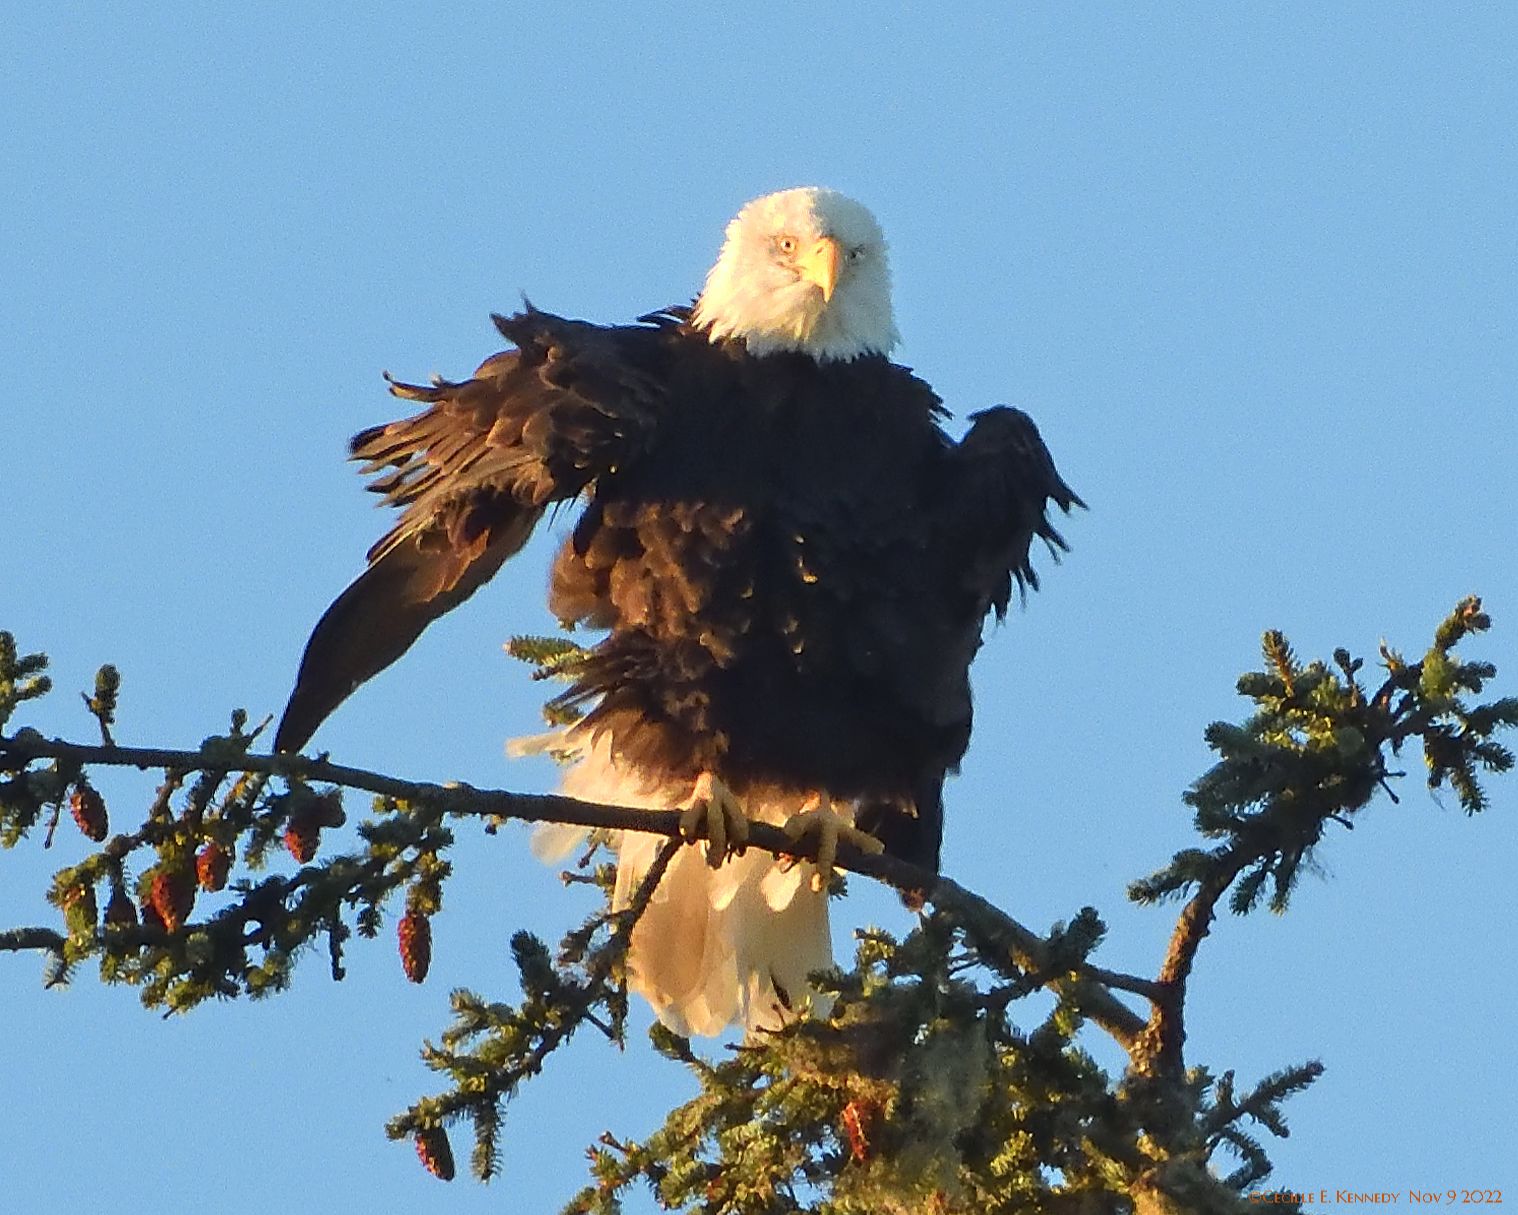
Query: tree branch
[
  {"left": 922, "top": 869, "right": 1148, "bottom": 1047},
  {"left": 522, "top": 834, "right": 682, "bottom": 1075},
  {"left": 1133, "top": 849, "right": 1251, "bottom": 1079},
  {"left": 1, "top": 729, "right": 1152, "bottom": 1048},
  {"left": 0, "top": 926, "right": 66, "bottom": 955}
]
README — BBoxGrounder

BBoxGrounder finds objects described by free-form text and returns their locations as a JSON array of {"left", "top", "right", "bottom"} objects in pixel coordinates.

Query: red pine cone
[
  {"left": 840, "top": 1098, "right": 880, "bottom": 1164},
  {"left": 148, "top": 868, "right": 195, "bottom": 933},
  {"left": 398, "top": 910, "right": 432, "bottom": 984},
  {"left": 283, "top": 813, "right": 321, "bottom": 863},
  {"left": 69, "top": 784, "right": 108, "bottom": 842},
  {"left": 415, "top": 1127, "right": 455, "bottom": 1181},
  {"left": 105, "top": 885, "right": 138, "bottom": 928},
  {"left": 196, "top": 842, "right": 231, "bottom": 892}
]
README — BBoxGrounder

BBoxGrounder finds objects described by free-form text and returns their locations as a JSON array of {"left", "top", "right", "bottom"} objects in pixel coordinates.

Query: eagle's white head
[{"left": 692, "top": 187, "right": 899, "bottom": 362}]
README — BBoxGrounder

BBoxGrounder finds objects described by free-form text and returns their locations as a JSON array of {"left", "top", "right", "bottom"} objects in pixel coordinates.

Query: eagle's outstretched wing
[{"left": 273, "top": 308, "right": 669, "bottom": 753}]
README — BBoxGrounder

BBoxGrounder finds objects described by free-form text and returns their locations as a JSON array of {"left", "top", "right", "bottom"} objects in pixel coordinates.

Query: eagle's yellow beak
[{"left": 797, "top": 235, "right": 843, "bottom": 303}]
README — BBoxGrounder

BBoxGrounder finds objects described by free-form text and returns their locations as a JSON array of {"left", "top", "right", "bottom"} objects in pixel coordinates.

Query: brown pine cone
[
  {"left": 398, "top": 910, "right": 432, "bottom": 984},
  {"left": 283, "top": 812, "right": 320, "bottom": 863},
  {"left": 69, "top": 784, "right": 108, "bottom": 842},
  {"left": 840, "top": 1098, "right": 880, "bottom": 1164},
  {"left": 195, "top": 842, "right": 231, "bottom": 892},
  {"left": 414, "top": 1127, "right": 455, "bottom": 1181},
  {"left": 148, "top": 868, "right": 195, "bottom": 933}
]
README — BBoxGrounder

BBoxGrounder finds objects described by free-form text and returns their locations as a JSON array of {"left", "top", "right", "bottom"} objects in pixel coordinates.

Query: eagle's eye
[
  {"left": 848, "top": 245, "right": 867, "bottom": 263},
  {"left": 775, "top": 235, "right": 798, "bottom": 255}
]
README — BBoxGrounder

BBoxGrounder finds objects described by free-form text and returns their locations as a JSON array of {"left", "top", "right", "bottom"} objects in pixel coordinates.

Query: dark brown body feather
[{"left": 275, "top": 306, "right": 1081, "bottom": 871}]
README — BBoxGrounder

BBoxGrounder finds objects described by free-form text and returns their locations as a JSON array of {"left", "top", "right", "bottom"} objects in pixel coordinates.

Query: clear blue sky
[{"left": 4, "top": 6, "right": 1514, "bottom": 1211}]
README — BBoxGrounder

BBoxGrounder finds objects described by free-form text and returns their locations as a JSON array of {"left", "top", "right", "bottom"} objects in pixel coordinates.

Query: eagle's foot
[
  {"left": 679, "top": 771, "right": 750, "bottom": 868},
  {"left": 782, "top": 793, "right": 884, "bottom": 891}
]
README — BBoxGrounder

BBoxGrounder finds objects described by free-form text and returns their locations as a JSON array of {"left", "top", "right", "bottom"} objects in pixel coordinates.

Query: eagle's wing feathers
[
  {"left": 948, "top": 405, "right": 1085, "bottom": 620},
  {"left": 854, "top": 405, "right": 1081, "bottom": 873},
  {"left": 273, "top": 308, "right": 667, "bottom": 753}
]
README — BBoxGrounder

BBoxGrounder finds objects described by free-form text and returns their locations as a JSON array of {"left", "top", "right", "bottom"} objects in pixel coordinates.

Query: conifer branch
[
  {"left": 0, "top": 926, "right": 67, "bottom": 955},
  {"left": 1125, "top": 596, "right": 1514, "bottom": 1079},
  {"left": 0, "top": 728, "right": 1154, "bottom": 1047},
  {"left": 921, "top": 869, "right": 1149, "bottom": 1046},
  {"left": 3, "top": 601, "right": 1509, "bottom": 1208},
  {"left": 517, "top": 833, "right": 682, "bottom": 1078},
  {"left": 386, "top": 835, "right": 685, "bottom": 1176},
  {"left": 1134, "top": 848, "right": 1251, "bottom": 1079}
]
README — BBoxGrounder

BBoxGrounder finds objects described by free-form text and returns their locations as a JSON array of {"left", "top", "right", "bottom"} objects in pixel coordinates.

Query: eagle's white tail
[{"left": 535, "top": 732, "right": 835, "bottom": 1037}]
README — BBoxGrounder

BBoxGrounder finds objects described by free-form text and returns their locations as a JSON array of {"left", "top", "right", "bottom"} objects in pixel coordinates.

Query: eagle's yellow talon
[
  {"left": 781, "top": 793, "right": 883, "bottom": 886},
  {"left": 680, "top": 772, "right": 749, "bottom": 867}
]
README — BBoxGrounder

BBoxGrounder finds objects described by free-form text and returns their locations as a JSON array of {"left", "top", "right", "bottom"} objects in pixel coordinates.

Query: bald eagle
[{"left": 275, "top": 187, "right": 1080, "bottom": 1035}]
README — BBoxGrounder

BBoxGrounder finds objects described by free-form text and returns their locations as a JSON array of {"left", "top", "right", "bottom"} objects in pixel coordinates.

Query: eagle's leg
[
  {"left": 782, "top": 793, "right": 885, "bottom": 890},
  {"left": 678, "top": 771, "right": 751, "bottom": 868}
]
